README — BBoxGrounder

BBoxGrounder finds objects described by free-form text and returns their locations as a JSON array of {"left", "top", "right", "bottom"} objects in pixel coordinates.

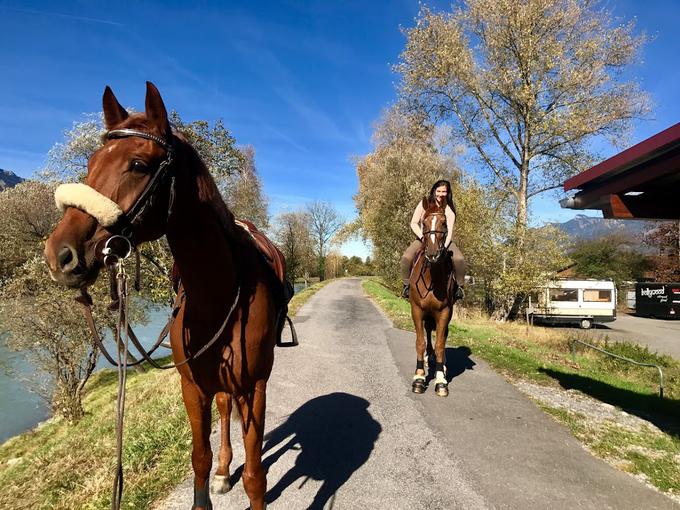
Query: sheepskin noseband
[{"left": 55, "top": 183, "right": 124, "bottom": 228}]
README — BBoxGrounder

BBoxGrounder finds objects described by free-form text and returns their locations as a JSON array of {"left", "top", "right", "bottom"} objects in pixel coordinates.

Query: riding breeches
[{"left": 399, "top": 240, "right": 467, "bottom": 286}]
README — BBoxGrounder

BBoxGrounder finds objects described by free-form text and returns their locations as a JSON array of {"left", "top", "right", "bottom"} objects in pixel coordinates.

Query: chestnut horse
[
  {"left": 45, "top": 82, "right": 282, "bottom": 510},
  {"left": 408, "top": 199, "right": 458, "bottom": 397}
]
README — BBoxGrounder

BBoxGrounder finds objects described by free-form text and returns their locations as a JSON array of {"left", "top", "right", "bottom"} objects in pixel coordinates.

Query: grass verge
[
  {"left": 363, "top": 278, "right": 680, "bottom": 499},
  {"left": 0, "top": 280, "right": 331, "bottom": 509}
]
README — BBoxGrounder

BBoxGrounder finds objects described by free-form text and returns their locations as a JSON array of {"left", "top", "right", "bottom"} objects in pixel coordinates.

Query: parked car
[
  {"left": 527, "top": 279, "right": 617, "bottom": 329},
  {"left": 635, "top": 282, "right": 680, "bottom": 319}
]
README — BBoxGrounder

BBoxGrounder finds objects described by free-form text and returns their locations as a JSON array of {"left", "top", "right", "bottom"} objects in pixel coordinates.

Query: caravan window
[
  {"left": 583, "top": 289, "right": 612, "bottom": 302},
  {"left": 549, "top": 288, "right": 578, "bottom": 302}
]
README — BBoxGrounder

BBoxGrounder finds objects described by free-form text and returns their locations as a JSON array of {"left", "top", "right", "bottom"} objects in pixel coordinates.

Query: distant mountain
[
  {"left": 556, "top": 214, "right": 655, "bottom": 251},
  {"left": 0, "top": 169, "right": 24, "bottom": 190}
]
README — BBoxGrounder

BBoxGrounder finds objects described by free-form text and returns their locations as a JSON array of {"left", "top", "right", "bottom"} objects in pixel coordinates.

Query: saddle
[{"left": 410, "top": 246, "right": 457, "bottom": 301}]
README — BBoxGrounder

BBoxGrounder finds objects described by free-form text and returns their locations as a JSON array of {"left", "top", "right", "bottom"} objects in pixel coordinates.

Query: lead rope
[{"left": 112, "top": 260, "right": 129, "bottom": 510}]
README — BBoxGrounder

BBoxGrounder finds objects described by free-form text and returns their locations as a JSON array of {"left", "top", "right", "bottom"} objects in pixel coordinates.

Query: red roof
[{"left": 564, "top": 122, "right": 680, "bottom": 191}]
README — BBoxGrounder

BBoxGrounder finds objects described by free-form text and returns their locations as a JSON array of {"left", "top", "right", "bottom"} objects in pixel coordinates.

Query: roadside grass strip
[
  {"left": 363, "top": 278, "right": 680, "bottom": 500},
  {"left": 0, "top": 280, "right": 331, "bottom": 509},
  {"left": 0, "top": 360, "right": 190, "bottom": 509}
]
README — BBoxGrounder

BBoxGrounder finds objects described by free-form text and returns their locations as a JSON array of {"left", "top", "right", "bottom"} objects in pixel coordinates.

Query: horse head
[
  {"left": 44, "top": 82, "right": 175, "bottom": 288},
  {"left": 421, "top": 198, "right": 447, "bottom": 264}
]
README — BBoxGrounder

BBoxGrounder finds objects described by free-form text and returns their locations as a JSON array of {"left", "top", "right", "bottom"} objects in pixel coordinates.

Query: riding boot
[{"left": 402, "top": 284, "right": 410, "bottom": 299}]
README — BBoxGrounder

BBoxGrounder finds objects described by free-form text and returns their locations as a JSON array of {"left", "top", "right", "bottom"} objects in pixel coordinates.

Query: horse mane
[
  {"left": 422, "top": 196, "right": 444, "bottom": 214},
  {"left": 173, "top": 132, "right": 246, "bottom": 243},
  {"left": 112, "top": 114, "right": 248, "bottom": 246}
]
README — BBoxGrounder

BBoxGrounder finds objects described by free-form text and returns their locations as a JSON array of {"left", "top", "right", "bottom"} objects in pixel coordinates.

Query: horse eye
[{"left": 130, "top": 160, "right": 148, "bottom": 173}]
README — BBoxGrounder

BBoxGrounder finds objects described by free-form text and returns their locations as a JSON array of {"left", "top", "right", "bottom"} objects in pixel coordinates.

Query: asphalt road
[
  {"left": 157, "top": 279, "right": 678, "bottom": 510},
  {"left": 562, "top": 313, "right": 680, "bottom": 359}
]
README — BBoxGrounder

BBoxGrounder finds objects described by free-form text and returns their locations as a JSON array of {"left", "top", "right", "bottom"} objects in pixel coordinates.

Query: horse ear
[
  {"left": 102, "top": 86, "right": 128, "bottom": 129},
  {"left": 144, "top": 81, "right": 170, "bottom": 137}
]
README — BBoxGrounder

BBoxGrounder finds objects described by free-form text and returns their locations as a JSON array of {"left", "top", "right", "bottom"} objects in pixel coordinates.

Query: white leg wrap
[
  {"left": 55, "top": 183, "right": 123, "bottom": 227},
  {"left": 412, "top": 373, "right": 426, "bottom": 382},
  {"left": 435, "top": 370, "right": 447, "bottom": 385}
]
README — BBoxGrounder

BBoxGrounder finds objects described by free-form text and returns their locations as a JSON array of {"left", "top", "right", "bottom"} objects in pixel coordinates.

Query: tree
[
  {"left": 229, "top": 146, "right": 270, "bottom": 229},
  {"left": 41, "top": 113, "right": 105, "bottom": 182},
  {"left": 324, "top": 251, "right": 346, "bottom": 279},
  {"left": 354, "top": 107, "right": 457, "bottom": 288},
  {"left": 569, "top": 235, "right": 651, "bottom": 295},
  {"left": 643, "top": 222, "right": 680, "bottom": 281},
  {"left": 273, "top": 210, "right": 314, "bottom": 283},
  {"left": 0, "top": 257, "right": 104, "bottom": 422},
  {"left": 306, "top": 201, "right": 343, "bottom": 280},
  {"left": 355, "top": 107, "right": 569, "bottom": 316},
  {"left": 0, "top": 180, "right": 148, "bottom": 420},
  {"left": 0, "top": 181, "right": 60, "bottom": 280},
  {"left": 170, "top": 113, "right": 270, "bottom": 229},
  {"left": 397, "top": 0, "right": 649, "bottom": 239}
]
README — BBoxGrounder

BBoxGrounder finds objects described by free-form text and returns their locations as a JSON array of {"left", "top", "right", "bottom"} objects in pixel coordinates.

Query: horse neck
[
  {"left": 421, "top": 255, "right": 448, "bottom": 289},
  {"left": 165, "top": 167, "right": 239, "bottom": 311}
]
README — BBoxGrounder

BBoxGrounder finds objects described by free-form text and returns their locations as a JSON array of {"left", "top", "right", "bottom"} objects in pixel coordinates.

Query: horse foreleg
[
  {"left": 181, "top": 378, "right": 214, "bottom": 510},
  {"left": 411, "top": 306, "right": 427, "bottom": 394},
  {"left": 213, "top": 392, "right": 233, "bottom": 494},
  {"left": 424, "top": 316, "right": 435, "bottom": 377},
  {"left": 434, "top": 308, "right": 452, "bottom": 397},
  {"left": 237, "top": 380, "right": 267, "bottom": 510}
]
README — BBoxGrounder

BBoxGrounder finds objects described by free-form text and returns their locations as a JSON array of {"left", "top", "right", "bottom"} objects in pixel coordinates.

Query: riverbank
[{"left": 0, "top": 280, "right": 330, "bottom": 509}]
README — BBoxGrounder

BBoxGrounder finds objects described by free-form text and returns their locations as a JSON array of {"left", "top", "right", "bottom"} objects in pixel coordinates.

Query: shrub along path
[{"left": 159, "top": 278, "right": 676, "bottom": 509}]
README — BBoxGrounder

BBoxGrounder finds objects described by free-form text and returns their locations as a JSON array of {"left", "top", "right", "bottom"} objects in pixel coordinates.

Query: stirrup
[
  {"left": 402, "top": 284, "right": 410, "bottom": 298},
  {"left": 454, "top": 286, "right": 464, "bottom": 300}
]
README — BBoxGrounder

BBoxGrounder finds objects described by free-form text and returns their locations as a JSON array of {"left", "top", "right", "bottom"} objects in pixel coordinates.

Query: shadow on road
[
  {"left": 539, "top": 368, "right": 680, "bottom": 437},
  {"left": 259, "top": 392, "right": 382, "bottom": 509},
  {"left": 444, "top": 345, "right": 475, "bottom": 382}
]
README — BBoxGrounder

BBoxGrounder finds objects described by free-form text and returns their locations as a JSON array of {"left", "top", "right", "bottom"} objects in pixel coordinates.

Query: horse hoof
[
  {"left": 412, "top": 380, "right": 427, "bottom": 394},
  {"left": 212, "top": 474, "right": 231, "bottom": 494},
  {"left": 435, "top": 383, "right": 449, "bottom": 397}
]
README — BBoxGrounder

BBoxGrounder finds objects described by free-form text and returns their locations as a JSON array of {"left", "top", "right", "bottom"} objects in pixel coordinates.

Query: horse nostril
[{"left": 57, "top": 245, "right": 78, "bottom": 273}]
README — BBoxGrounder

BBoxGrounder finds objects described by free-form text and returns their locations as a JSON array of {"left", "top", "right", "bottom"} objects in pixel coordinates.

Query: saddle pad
[{"left": 409, "top": 247, "right": 424, "bottom": 280}]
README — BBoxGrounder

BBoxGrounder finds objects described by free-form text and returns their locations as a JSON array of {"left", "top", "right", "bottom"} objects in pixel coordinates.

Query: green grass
[
  {"left": 0, "top": 358, "right": 191, "bottom": 509},
  {"left": 0, "top": 280, "right": 332, "bottom": 509},
  {"left": 363, "top": 277, "right": 680, "bottom": 499}
]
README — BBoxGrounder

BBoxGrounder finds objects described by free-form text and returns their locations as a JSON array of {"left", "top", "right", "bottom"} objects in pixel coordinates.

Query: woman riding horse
[{"left": 400, "top": 180, "right": 466, "bottom": 299}]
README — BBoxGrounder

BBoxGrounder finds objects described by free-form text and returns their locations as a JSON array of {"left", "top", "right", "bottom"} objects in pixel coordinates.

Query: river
[
  {"left": 0, "top": 306, "right": 172, "bottom": 444},
  {"left": 0, "top": 283, "right": 307, "bottom": 444}
]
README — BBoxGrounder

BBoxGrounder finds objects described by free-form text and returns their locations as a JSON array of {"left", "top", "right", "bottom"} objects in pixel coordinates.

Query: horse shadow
[
  {"left": 424, "top": 345, "right": 475, "bottom": 384},
  {"left": 257, "top": 392, "right": 382, "bottom": 509}
]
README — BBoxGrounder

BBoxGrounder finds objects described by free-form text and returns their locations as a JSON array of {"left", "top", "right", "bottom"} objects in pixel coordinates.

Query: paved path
[{"left": 157, "top": 279, "right": 677, "bottom": 509}]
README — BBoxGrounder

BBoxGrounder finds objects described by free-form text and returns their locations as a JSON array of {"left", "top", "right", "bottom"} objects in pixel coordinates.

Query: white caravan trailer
[{"left": 527, "top": 279, "right": 617, "bottom": 329}]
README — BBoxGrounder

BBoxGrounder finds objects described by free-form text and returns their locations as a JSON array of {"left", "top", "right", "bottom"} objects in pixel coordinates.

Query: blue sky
[{"left": 1, "top": 1, "right": 679, "bottom": 258}]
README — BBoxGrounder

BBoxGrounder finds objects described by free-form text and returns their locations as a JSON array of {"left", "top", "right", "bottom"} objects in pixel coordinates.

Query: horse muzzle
[{"left": 44, "top": 242, "right": 101, "bottom": 288}]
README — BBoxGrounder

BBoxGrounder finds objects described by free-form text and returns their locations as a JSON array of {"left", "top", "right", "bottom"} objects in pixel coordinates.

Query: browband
[{"left": 106, "top": 128, "right": 174, "bottom": 153}]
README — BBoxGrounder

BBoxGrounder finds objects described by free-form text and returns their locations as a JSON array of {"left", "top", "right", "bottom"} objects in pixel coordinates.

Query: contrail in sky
[{"left": 0, "top": 6, "right": 124, "bottom": 27}]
